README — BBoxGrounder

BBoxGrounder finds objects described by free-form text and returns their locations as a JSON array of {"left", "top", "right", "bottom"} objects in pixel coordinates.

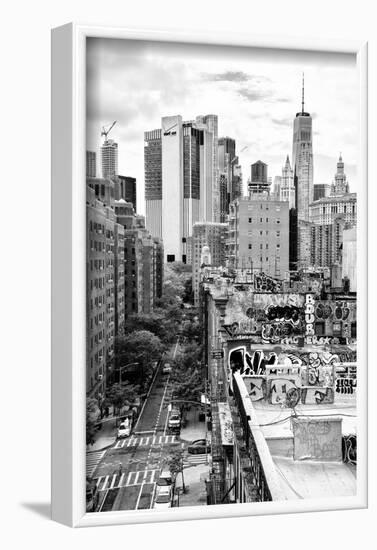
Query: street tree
[
  {"left": 115, "top": 330, "right": 163, "bottom": 388},
  {"left": 168, "top": 448, "right": 186, "bottom": 493},
  {"left": 105, "top": 383, "right": 135, "bottom": 418},
  {"left": 86, "top": 398, "right": 99, "bottom": 445},
  {"left": 169, "top": 341, "right": 204, "bottom": 413}
]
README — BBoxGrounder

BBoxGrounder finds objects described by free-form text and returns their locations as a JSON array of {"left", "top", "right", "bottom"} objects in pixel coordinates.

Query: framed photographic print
[{"left": 51, "top": 24, "right": 368, "bottom": 527}]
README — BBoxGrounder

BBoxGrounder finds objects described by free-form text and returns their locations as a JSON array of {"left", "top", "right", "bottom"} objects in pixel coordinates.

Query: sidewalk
[
  {"left": 174, "top": 463, "right": 209, "bottom": 507},
  {"left": 174, "top": 408, "right": 210, "bottom": 507},
  {"left": 86, "top": 416, "right": 117, "bottom": 452}
]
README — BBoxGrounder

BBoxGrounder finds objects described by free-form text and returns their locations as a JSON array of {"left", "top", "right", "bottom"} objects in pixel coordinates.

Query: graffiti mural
[
  {"left": 229, "top": 347, "right": 279, "bottom": 376},
  {"left": 230, "top": 344, "right": 341, "bottom": 406},
  {"left": 292, "top": 418, "right": 342, "bottom": 461},
  {"left": 267, "top": 377, "right": 301, "bottom": 405},
  {"left": 301, "top": 387, "right": 334, "bottom": 405},
  {"left": 223, "top": 289, "right": 356, "bottom": 345},
  {"left": 336, "top": 377, "right": 357, "bottom": 394},
  {"left": 342, "top": 434, "right": 357, "bottom": 464},
  {"left": 243, "top": 377, "right": 266, "bottom": 401},
  {"left": 253, "top": 273, "right": 282, "bottom": 293}
]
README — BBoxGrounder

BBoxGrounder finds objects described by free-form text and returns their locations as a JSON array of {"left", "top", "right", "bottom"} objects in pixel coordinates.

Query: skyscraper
[
  {"left": 191, "top": 222, "right": 227, "bottom": 305},
  {"left": 313, "top": 183, "right": 331, "bottom": 201},
  {"left": 331, "top": 154, "right": 350, "bottom": 196},
  {"left": 218, "top": 136, "right": 241, "bottom": 218},
  {"left": 145, "top": 114, "right": 219, "bottom": 263},
  {"left": 278, "top": 155, "right": 295, "bottom": 209},
  {"left": 227, "top": 196, "right": 289, "bottom": 277},
  {"left": 101, "top": 139, "right": 118, "bottom": 179},
  {"left": 114, "top": 175, "right": 137, "bottom": 211},
  {"left": 292, "top": 75, "right": 313, "bottom": 267},
  {"left": 144, "top": 128, "right": 163, "bottom": 240},
  {"left": 196, "top": 114, "right": 220, "bottom": 222},
  {"left": 86, "top": 150, "right": 96, "bottom": 178}
]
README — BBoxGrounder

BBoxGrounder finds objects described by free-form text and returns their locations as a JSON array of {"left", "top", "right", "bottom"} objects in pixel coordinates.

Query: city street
[{"left": 89, "top": 346, "right": 208, "bottom": 512}]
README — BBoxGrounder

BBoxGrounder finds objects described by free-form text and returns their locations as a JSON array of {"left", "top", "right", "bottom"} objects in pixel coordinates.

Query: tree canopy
[{"left": 105, "top": 383, "right": 136, "bottom": 416}]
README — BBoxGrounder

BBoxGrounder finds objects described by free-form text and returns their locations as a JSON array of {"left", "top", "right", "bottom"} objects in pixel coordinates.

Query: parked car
[
  {"left": 117, "top": 419, "right": 131, "bottom": 439},
  {"left": 162, "top": 362, "right": 172, "bottom": 375},
  {"left": 187, "top": 439, "right": 211, "bottom": 455},
  {"left": 154, "top": 484, "right": 172, "bottom": 510},
  {"left": 156, "top": 469, "right": 174, "bottom": 487}
]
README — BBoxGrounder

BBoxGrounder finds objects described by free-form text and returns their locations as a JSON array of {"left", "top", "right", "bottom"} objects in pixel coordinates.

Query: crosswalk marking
[
  {"left": 183, "top": 453, "right": 209, "bottom": 466},
  {"left": 113, "top": 435, "right": 177, "bottom": 449},
  {"left": 101, "top": 475, "right": 109, "bottom": 491},
  {"left": 95, "top": 469, "right": 158, "bottom": 491},
  {"left": 86, "top": 450, "right": 106, "bottom": 478}
]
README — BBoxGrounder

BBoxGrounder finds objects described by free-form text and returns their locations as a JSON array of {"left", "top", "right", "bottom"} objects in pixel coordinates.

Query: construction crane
[{"left": 101, "top": 121, "right": 117, "bottom": 141}]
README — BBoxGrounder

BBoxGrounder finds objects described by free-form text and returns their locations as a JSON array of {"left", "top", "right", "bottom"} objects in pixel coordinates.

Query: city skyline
[
  {"left": 85, "top": 37, "right": 359, "bottom": 515},
  {"left": 87, "top": 38, "right": 358, "bottom": 214}
]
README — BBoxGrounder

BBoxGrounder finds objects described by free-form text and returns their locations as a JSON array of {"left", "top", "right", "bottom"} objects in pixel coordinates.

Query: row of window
[
  {"left": 247, "top": 230, "right": 281, "bottom": 237},
  {"left": 247, "top": 204, "right": 281, "bottom": 212},
  {"left": 248, "top": 243, "right": 281, "bottom": 250},
  {"left": 245, "top": 255, "right": 281, "bottom": 264},
  {"left": 248, "top": 217, "right": 281, "bottom": 224}
]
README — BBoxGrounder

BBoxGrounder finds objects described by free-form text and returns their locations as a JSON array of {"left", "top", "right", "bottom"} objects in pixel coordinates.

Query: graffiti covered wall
[
  {"left": 223, "top": 291, "right": 356, "bottom": 345},
  {"left": 228, "top": 343, "right": 349, "bottom": 406}
]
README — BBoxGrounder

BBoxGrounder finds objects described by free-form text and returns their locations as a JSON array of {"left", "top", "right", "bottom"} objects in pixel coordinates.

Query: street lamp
[{"left": 119, "top": 362, "right": 139, "bottom": 384}]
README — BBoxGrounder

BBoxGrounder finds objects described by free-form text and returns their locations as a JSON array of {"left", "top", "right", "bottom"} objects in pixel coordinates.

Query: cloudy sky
[{"left": 87, "top": 38, "right": 359, "bottom": 214}]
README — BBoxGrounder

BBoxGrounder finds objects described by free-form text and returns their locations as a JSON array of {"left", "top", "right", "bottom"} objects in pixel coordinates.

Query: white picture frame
[{"left": 51, "top": 23, "right": 368, "bottom": 528}]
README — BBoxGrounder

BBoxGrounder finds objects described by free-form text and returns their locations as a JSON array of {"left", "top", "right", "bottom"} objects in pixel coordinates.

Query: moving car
[
  {"left": 168, "top": 408, "right": 181, "bottom": 433},
  {"left": 187, "top": 439, "right": 211, "bottom": 455},
  {"left": 154, "top": 484, "right": 172, "bottom": 510},
  {"left": 117, "top": 419, "right": 131, "bottom": 439},
  {"left": 162, "top": 362, "right": 172, "bottom": 375}
]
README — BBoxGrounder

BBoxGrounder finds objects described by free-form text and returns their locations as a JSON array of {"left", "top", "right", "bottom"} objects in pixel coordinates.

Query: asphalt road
[{"left": 93, "top": 362, "right": 182, "bottom": 512}]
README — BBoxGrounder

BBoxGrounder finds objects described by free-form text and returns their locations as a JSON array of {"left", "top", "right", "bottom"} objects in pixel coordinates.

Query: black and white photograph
[{"left": 85, "top": 37, "right": 361, "bottom": 515}]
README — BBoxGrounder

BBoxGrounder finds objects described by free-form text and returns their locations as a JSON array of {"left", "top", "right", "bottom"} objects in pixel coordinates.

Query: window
[
  {"left": 248, "top": 217, "right": 252, "bottom": 223},
  {"left": 260, "top": 244, "right": 263, "bottom": 249},
  {"left": 277, "top": 231, "right": 280, "bottom": 237},
  {"left": 260, "top": 230, "right": 263, "bottom": 235},
  {"left": 276, "top": 244, "right": 280, "bottom": 248},
  {"left": 266, "top": 217, "right": 269, "bottom": 222},
  {"left": 167, "top": 254, "right": 175, "bottom": 262}
]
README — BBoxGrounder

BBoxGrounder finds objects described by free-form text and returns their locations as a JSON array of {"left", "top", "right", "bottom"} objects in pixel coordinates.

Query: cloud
[
  {"left": 237, "top": 87, "right": 268, "bottom": 102},
  {"left": 271, "top": 117, "right": 292, "bottom": 127},
  {"left": 205, "top": 70, "right": 250, "bottom": 82}
]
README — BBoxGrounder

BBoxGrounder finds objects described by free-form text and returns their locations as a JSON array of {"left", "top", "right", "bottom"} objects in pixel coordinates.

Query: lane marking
[{"left": 101, "top": 475, "right": 109, "bottom": 491}]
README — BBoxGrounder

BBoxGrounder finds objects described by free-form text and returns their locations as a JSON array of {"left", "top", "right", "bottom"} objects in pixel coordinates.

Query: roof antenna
[{"left": 301, "top": 72, "right": 305, "bottom": 114}]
